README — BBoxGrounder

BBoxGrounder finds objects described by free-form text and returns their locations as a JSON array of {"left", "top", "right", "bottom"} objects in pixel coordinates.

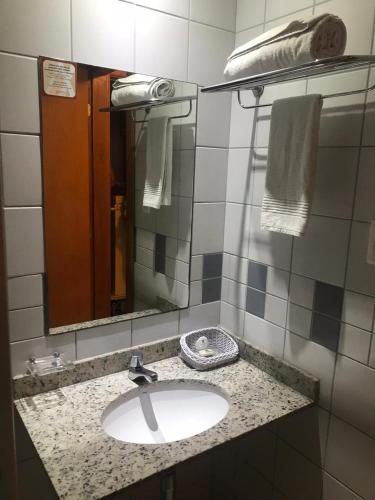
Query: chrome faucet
[{"left": 128, "top": 352, "right": 158, "bottom": 384}]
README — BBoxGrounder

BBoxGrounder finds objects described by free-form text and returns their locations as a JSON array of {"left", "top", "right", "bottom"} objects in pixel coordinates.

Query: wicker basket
[{"left": 180, "top": 327, "right": 239, "bottom": 370}]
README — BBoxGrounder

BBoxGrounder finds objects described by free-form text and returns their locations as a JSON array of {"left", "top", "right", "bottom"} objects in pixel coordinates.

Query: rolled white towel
[
  {"left": 224, "top": 13, "right": 347, "bottom": 80},
  {"left": 111, "top": 73, "right": 175, "bottom": 106}
]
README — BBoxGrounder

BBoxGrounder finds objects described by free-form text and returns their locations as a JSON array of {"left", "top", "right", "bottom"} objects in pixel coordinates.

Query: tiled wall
[
  {"left": 0, "top": 0, "right": 236, "bottom": 376},
  {"left": 220, "top": 1, "right": 375, "bottom": 499},
  {"left": 133, "top": 81, "right": 196, "bottom": 310}
]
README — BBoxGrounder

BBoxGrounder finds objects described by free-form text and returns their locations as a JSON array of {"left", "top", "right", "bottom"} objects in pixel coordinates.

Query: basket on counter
[{"left": 180, "top": 327, "right": 239, "bottom": 370}]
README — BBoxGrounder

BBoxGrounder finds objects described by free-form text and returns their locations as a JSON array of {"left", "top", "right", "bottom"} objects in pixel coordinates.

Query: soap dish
[
  {"left": 26, "top": 352, "right": 74, "bottom": 376},
  {"left": 180, "top": 328, "right": 239, "bottom": 370}
]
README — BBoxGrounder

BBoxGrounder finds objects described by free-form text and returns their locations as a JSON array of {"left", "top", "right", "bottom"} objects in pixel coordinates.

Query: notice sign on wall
[{"left": 42, "top": 59, "right": 76, "bottom": 98}]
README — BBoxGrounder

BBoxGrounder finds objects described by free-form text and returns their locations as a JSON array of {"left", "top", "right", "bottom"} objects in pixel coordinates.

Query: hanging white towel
[
  {"left": 143, "top": 117, "right": 173, "bottom": 209},
  {"left": 261, "top": 94, "right": 322, "bottom": 237}
]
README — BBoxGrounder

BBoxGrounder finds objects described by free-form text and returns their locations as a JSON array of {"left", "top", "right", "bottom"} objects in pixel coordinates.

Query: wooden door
[{"left": 41, "top": 65, "right": 93, "bottom": 327}]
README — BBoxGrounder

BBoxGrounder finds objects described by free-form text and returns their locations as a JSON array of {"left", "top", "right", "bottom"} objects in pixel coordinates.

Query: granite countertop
[{"left": 16, "top": 355, "right": 313, "bottom": 500}]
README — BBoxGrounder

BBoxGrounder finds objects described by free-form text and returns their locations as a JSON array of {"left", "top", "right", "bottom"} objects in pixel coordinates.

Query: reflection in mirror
[{"left": 39, "top": 58, "right": 197, "bottom": 333}]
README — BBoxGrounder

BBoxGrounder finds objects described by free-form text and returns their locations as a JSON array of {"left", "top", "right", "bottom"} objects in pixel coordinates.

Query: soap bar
[{"left": 198, "top": 348, "right": 216, "bottom": 357}]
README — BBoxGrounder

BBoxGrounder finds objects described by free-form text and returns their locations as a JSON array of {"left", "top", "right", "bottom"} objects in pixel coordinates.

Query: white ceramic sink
[{"left": 101, "top": 380, "right": 229, "bottom": 444}]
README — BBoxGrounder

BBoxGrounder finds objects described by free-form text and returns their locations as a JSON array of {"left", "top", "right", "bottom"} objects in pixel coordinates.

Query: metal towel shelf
[
  {"left": 201, "top": 55, "right": 375, "bottom": 110},
  {"left": 99, "top": 95, "right": 197, "bottom": 122}
]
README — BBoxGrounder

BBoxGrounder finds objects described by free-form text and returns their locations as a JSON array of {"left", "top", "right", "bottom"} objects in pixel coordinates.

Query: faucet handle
[{"left": 130, "top": 352, "right": 143, "bottom": 369}]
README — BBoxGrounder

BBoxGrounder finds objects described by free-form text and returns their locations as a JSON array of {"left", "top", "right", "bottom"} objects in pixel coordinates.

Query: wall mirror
[{"left": 39, "top": 57, "right": 197, "bottom": 334}]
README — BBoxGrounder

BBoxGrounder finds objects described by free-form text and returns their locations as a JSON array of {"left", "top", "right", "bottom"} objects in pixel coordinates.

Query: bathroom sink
[{"left": 101, "top": 380, "right": 229, "bottom": 444}]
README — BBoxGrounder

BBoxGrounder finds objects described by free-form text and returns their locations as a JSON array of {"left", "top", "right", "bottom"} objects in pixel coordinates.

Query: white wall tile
[
  {"left": 136, "top": 228, "right": 155, "bottom": 250},
  {"left": 236, "top": 0, "right": 265, "bottom": 32},
  {"left": 289, "top": 274, "right": 315, "bottom": 309},
  {"left": 178, "top": 197, "right": 193, "bottom": 242},
  {"left": 315, "top": 0, "right": 375, "bottom": 54},
  {"left": 266, "top": 267, "right": 289, "bottom": 300},
  {"left": 346, "top": 222, "right": 375, "bottom": 296},
  {"left": 221, "top": 278, "right": 246, "bottom": 309},
  {"left": 277, "top": 406, "right": 329, "bottom": 467},
  {"left": 179, "top": 301, "right": 220, "bottom": 333},
  {"left": 250, "top": 148, "right": 268, "bottom": 207},
  {"left": 136, "top": 7, "right": 188, "bottom": 80},
  {"left": 190, "top": 255, "right": 203, "bottom": 281},
  {"left": 4, "top": 208, "right": 44, "bottom": 277},
  {"left": 226, "top": 148, "right": 253, "bottom": 204},
  {"left": 307, "top": 70, "right": 367, "bottom": 147},
  {"left": 72, "top": 0, "right": 134, "bottom": 70},
  {"left": 342, "top": 291, "right": 374, "bottom": 332},
  {"left": 188, "top": 22, "right": 234, "bottom": 86},
  {"left": 224, "top": 203, "right": 251, "bottom": 258},
  {"left": 192, "top": 203, "right": 225, "bottom": 254},
  {"left": 291, "top": 215, "right": 350, "bottom": 286},
  {"left": 76, "top": 322, "right": 131, "bottom": 359},
  {"left": 10, "top": 331, "right": 76, "bottom": 377},
  {"left": 197, "top": 92, "right": 231, "bottom": 148},
  {"left": 222, "top": 253, "right": 248, "bottom": 284},
  {"left": 190, "top": 0, "right": 236, "bottom": 31},
  {"left": 9, "top": 306, "right": 44, "bottom": 342},
  {"left": 229, "top": 92, "right": 257, "bottom": 148},
  {"left": 220, "top": 301, "right": 244, "bottom": 337},
  {"left": 312, "top": 148, "right": 358, "bottom": 219},
  {"left": 264, "top": 294, "right": 287, "bottom": 327},
  {"left": 194, "top": 148, "right": 228, "bottom": 202},
  {"left": 135, "top": 0, "right": 189, "bottom": 18},
  {"left": 244, "top": 312, "right": 285, "bottom": 358},
  {"left": 135, "top": 246, "right": 153, "bottom": 268},
  {"left": 332, "top": 355, "right": 375, "bottom": 439},
  {"left": 0, "top": 0, "right": 70, "bottom": 59},
  {"left": 339, "top": 323, "right": 372, "bottom": 364},
  {"left": 284, "top": 332, "right": 336, "bottom": 409},
  {"left": 325, "top": 416, "right": 375, "bottom": 500},
  {"left": 322, "top": 473, "right": 362, "bottom": 500},
  {"left": 266, "top": 0, "right": 312, "bottom": 22},
  {"left": 249, "top": 207, "right": 293, "bottom": 271},
  {"left": 354, "top": 148, "right": 375, "bottom": 222},
  {"left": 189, "top": 280, "right": 202, "bottom": 306},
  {"left": 0, "top": 133, "right": 42, "bottom": 206},
  {"left": 0, "top": 53, "right": 39, "bottom": 134},
  {"left": 178, "top": 150, "right": 195, "bottom": 197},
  {"left": 235, "top": 25, "right": 264, "bottom": 48},
  {"left": 132, "top": 311, "right": 179, "bottom": 345},
  {"left": 7, "top": 275, "right": 43, "bottom": 311},
  {"left": 287, "top": 303, "right": 312, "bottom": 338}
]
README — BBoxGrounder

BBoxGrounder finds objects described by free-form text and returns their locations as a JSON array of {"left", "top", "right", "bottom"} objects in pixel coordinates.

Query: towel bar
[
  {"left": 132, "top": 98, "right": 193, "bottom": 123},
  {"left": 100, "top": 95, "right": 196, "bottom": 114},
  {"left": 201, "top": 55, "right": 375, "bottom": 110}
]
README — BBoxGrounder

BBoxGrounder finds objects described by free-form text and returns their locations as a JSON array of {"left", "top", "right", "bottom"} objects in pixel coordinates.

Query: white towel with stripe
[
  {"left": 143, "top": 116, "right": 173, "bottom": 209},
  {"left": 261, "top": 94, "right": 322, "bottom": 237}
]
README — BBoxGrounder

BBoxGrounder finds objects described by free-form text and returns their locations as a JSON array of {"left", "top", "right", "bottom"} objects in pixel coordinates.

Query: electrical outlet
[{"left": 367, "top": 220, "right": 375, "bottom": 265}]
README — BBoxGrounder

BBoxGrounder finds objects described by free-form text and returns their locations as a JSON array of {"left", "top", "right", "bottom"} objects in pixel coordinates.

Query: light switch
[{"left": 367, "top": 220, "right": 375, "bottom": 265}]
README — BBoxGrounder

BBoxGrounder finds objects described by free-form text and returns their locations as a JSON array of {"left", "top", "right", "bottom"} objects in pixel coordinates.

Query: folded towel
[
  {"left": 112, "top": 74, "right": 175, "bottom": 106},
  {"left": 143, "top": 117, "right": 173, "bottom": 209},
  {"left": 261, "top": 94, "right": 322, "bottom": 237},
  {"left": 224, "top": 13, "right": 346, "bottom": 80}
]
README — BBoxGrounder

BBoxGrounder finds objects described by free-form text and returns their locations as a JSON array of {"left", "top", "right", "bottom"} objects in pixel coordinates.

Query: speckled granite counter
[{"left": 16, "top": 355, "right": 314, "bottom": 500}]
